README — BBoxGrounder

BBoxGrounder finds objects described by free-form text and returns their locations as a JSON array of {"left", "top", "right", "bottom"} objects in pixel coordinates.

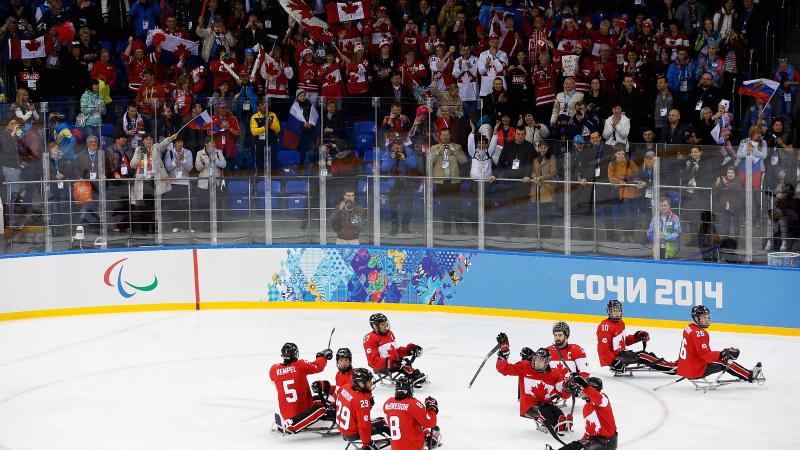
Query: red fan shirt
[
  {"left": 268, "top": 356, "right": 327, "bottom": 419},
  {"left": 383, "top": 396, "right": 437, "bottom": 450}
]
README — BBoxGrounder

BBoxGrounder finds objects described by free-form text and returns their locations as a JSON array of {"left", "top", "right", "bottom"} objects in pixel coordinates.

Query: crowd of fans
[{"left": 0, "top": 0, "right": 798, "bottom": 257}]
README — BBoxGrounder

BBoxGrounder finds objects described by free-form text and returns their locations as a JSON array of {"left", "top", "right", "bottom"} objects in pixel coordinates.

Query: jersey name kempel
[
  {"left": 275, "top": 366, "right": 297, "bottom": 376},
  {"left": 569, "top": 274, "right": 724, "bottom": 309}
]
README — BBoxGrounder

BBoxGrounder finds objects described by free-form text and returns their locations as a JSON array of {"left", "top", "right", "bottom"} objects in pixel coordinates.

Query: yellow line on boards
[{"left": 0, "top": 302, "right": 797, "bottom": 337}]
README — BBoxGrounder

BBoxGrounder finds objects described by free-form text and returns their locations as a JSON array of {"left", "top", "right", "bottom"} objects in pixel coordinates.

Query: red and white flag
[
  {"left": 8, "top": 36, "right": 54, "bottom": 60},
  {"left": 146, "top": 29, "right": 199, "bottom": 56},
  {"left": 325, "top": 1, "right": 371, "bottom": 24},
  {"left": 279, "top": 0, "right": 333, "bottom": 42}
]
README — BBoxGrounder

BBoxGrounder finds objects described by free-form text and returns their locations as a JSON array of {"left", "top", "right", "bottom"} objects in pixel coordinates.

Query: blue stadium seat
[
  {"left": 277, "top": 151, "right": 300, "bottom": 175},
  {"left": 100, "top": 40, "right": 113, "bottom": 52},
  {"left": 352, "top": 121, "right": 375, "bottom": 154},
  {"left": 101, "top": 124, "right": 114, "bottom": 137},
  {"left": 224, "top": 180, "right": 250, "bottom": 217},
  {"left": 255, "top": 180, "right": 282, "bottom": 211},
  {"left": 285, "top": 180, "right": 309, "bottom": 217}
]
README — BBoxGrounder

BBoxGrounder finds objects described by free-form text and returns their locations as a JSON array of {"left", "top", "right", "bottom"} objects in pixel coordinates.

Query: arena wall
[{"left": 0, "top": 246, "right": 797, "bottom": 335}]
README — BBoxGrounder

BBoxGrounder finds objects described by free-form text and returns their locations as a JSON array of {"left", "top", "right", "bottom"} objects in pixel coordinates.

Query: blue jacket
[
  {"left": 741, "top": 104, "right": 773, "bottom": 138},
  {"left": 128, "top": 2, "right": 162, "bottom": 37},
  {"left": 667, "top": 61, "right": 697, "bottom": 99},
  {"left": 380, "top": 146, "right": 417, "bottom": 186}
]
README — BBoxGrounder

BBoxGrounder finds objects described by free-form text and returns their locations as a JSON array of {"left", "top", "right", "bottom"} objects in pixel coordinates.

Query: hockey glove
[
  {"left": 634, "top": 331, "right": 650, "bottom": 342},
  {"left": 498, "top": 343, "right": 510, "bottom": 360},
  {"left": 720, "top": 347, "right": 740, "bottom": 361},
  {"left": 496, "top": 332, "right": 509, "bottom": 345},
  {"left": 520, "top": 346, "right": 534, "bottom": 361},
  {"left": 317, "top": 349, "right": 333, "bottom": 360},
  {"left": 425, "top": 396, "right": 439, "bottom": 414},
  {"left": 570, "top": 373, "right": 589, "bottom": 389},
  {"left": 312, "top": 380, "right": 331, "bottom": 397},
  {"left": 407, "top": 343, "right": 423, "bottom": 358}
]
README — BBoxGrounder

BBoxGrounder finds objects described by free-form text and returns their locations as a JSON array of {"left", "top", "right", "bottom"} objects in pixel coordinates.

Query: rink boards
[{"left": 0, "top": 245, "right": 797, "bottom": 334}]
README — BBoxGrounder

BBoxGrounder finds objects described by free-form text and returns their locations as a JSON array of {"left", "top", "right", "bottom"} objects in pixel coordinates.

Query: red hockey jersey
[
  {"left": 581, "top": 386, "right": 617, "bottom": 439},
  {"left": 269, "top": 356, "right": 327, "bottom": 419},
  {"left": 496, "top": 358, "right": 570, "bottom": 416},
  {"left": 363, "top": 330, "right": 412, "bottom": 371},
  {"left": 547, "top": 343, "right": 590, "bottom": 377},
  {"left": 677, "top": 323, "right": 721, "bottom": 379},
  {"left": 336, "top": 384, "right": 375, "bottom": 444},
  {"left": 596, "top": 319, "right": 639, "bottom": 367},
  {"left": 383, "top": 396, "right": 437, "bottom": 450}
]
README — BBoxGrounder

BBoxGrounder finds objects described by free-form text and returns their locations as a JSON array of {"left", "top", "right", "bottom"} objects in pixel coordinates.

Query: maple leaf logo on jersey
[
  {"left": 25, "top": 39, "right": 41, "bottom": 52},
  {"left": 552, "top": 364, "right": 570, "bottom": 381},
  {"left": 529, "top": 381, "right": 550, "bottom": 400},
  {"left": 325, "top": 74, "right": 338, "bottom": 85},
  {"left": 584, "top": 410, "right": 602, "bottom": 436}
]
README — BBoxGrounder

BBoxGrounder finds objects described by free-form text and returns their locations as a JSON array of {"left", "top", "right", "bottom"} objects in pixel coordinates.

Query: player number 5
[
  {"left": 282, "top": 379, "right": 298, "bottom": 403},
  {"left": 679, "top": 338, "right": 688, "bottom": 360},
  {"left": 389, "top": 416, "right": 402, "bottom": 440}
]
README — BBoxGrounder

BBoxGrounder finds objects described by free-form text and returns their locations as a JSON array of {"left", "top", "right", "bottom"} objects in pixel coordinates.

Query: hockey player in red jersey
[
  {"left": 269, "top": 343, "right": 335, "bottom": 434},
  {"left": 597, "top": 300, "right": 677, "bottom": 375},
  {"left": 312, "top": 347, "right": 355, "bottom": 403},
  {"left": 547, "top": 375, "right": 618, "bottom": 450},
  {"left": 364, "top": 313, "right": 427, "bottom": 387},
  {"left": 337, "top": 368, "right": 391, "bottom": 449},
  {"left": 383, "top": 376, "right": 441, "bottom": 450},
  {"left": 548, "top": 322, "right": 590, "bottom": 377},
  {"left": 676, "top": 305, "right": 765, "bottom": 384},
  {"left": 495, "top": 332, "right": 573, "bottom": 434}
]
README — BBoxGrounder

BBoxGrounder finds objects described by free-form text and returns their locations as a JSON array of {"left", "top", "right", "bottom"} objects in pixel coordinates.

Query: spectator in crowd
[
  {"left": 681, "top": 146, "right": 717, "bottom": 234},
  {"left": 667, "top": 48, "right": 696, "bottom": 112},
  {"left": 550, "top": 77, "right": 583, "bottom": 129},
  {"left": 250, "top": 98, "right": 279, "bottom": 175},
  {"left": 48, "top": 112, "right": 76, "bottom": 161},
  {"left": 713, "top": 165, "right": 743, "bottom": 240},
  {"left": 381, "top": 140, "right": 417, "bottom": 236},
  {"left": 648, "top": 197, "right": 682, "bottom": 259},
  {"left": 488, "top": 125, "right": 533, "bottom": 238},
  {"left": 765, "top": 184, "right": 798, "bottom": 252},
  {"left": 211, "top": 101, "right": 240, "bottom": 163},
  {"left": 129, "top": 133, "right": 176, "bottom": 234},
  {"left": 608, "top": 144, "right": 643, "bottom": 243},
  {"left": 11, "top": 88, "right": 38, "bottom": 128},
  {"left": 429, "top": 128, "right": 467, "bottom": 234},
  {"left": 664, "top": 109, "right": 689, "bottom": 146},
  {"left": 46, "top": 140, "right": 70, "bottom": 235},
  {"left": 104, "top": 132, "right": 134, "bottom": 232},
  {"left": 195, "top": 136, "right": 227, "bottom": 232},
  {"left": 775, "top": 56, "right": 800, "bottom": 120},
  {"left": 477, "top": 33, "right": 508, "bottom": 98},
  {"left": 529, "top": 140, "right": 557, "bottom": 238},
  {"left": 79, "top": 79, "right": 105, "bottom": 139},
  {"left": 602, "top": 103, "right": 631, "bottom": 149},
  {"left": 689, "top": 72, "right": 723, "bottom": 114},
  {"left": 741, "top": 97, "right": 772, "bottom": 138},
  {"left": 329, "top": 189, "right": 366, "bottom": 245},
  {"left": 1, "top": 119, "right": 20, "bottom": 218},
  {"left": 736, "top": 125, "right": 768, "bottom": 190},
  {"left": 72, "top": 134, "right": 103, "bottom": 231},
  {"left": 764, "top": 118, "right": 795, "bottom": 187},
  {"left": 163, "top": 136, "right": 194, "bottom": 233}
]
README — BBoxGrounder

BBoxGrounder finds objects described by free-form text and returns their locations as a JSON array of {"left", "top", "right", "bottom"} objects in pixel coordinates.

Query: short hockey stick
[
  {"left": 327, "top": 327, "right": 336, "bottom": 349},
  {"left": 653, "top": 377, "right": 686, "bottom": 391},
  {"left": 529, "top": 406, "right": 568, "bottom": 446},
  {"left": 468, "top": 342, "right": 501, "bottom": 388}
]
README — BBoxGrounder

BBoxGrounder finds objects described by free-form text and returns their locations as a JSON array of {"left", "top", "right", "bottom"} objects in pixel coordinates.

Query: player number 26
[{"left": 679, "top": 338, "right": 688, "bottom": 360}]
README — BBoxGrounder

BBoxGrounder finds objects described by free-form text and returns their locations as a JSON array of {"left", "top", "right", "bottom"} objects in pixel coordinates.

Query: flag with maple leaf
[
  {"left": 145, "top": 29, "right": 199, "bottom": 56},
  {"left": 279, "top": 0, "right": 334, "bottom": 43},
  {"left": 8, "top": 36, "right": 55, "bottom": 60},
  {"left": 325, "top": 0, "right": 371, "bottom": 24}
]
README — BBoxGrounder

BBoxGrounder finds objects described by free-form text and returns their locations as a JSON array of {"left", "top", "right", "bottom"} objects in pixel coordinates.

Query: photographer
[
  {"left": 321, "top": 132, "right": 359, "bottom": 199},
  {"left": 329, "top": 190, "right": 366, "bottom": 245}
]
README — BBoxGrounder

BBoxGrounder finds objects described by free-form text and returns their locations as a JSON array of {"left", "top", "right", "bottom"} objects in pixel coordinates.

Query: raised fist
[
  {"left": 317, "top": 349, "right": 333, "bottom": 360},
  {"left": 520, "top": 347, "right": 534, "bottom": 361},
  {"left": 496, "top": 332, "right": 509, "bottom": 345},
  {"left": 424, "top": 396, "right": 439, "bottom": 413},
  {"left": 634, "top": 331, "right": 650, "bottom": 342},
  {"left": 311, "top": 380, "right": 331, "bottom": 396},
  {"left": 498, "top": 343, "right": 510, "bottom": 360}
]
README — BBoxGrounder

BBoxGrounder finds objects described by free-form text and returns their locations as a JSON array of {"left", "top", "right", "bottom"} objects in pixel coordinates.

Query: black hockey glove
[
  {"left": 720, "top": 347, "right": 740, "bottom": 361},
  {"left": 407, "top": 343, "right": 423, "bottom": 358},
  {"left": 570, "top": 373, "right": 589, "bottom": 389},
  {"left": 520, "top": 347, "right": 534, "bottom": 361},
  {"left": 634, "top": 330, "right": 650, "bottom": 342},
  {"left": 317, "top": 349, "right": 333, "bottom": 360},
  {"left": 496, "top": 332, "right": 509, "bottom": 345},
  {"left": 312, "top": 380, "right": 331, "bottom": 396},
  {"left": 425, "top": 396, "right": 439, "bottom": 413},
  {"left": 498, "top": 343, "right": 510, "bottom": 360}
]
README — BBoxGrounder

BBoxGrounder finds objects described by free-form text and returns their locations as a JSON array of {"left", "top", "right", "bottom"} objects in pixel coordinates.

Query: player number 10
[{"left": 389, "top": 416, "right": 402, "bottom": 440}]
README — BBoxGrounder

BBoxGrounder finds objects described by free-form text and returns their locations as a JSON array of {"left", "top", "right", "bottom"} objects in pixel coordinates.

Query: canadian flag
[
  {"left": 325, "top": 1, "right": 371, "bottom": 24},
  {"left": 279, "top": 0, "right": 333, "bottom": 42},
  {"left": 8, "top": 36, "right": 54, "bottom": 60}
]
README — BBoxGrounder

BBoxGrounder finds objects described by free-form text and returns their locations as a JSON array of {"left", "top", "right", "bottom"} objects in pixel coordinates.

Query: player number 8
[{"left": 389, "top": 416, "right": 402, "bottom": 440}]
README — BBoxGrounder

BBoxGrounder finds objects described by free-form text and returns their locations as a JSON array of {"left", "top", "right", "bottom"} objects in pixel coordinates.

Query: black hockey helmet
[
  {"left": 532, "top": 348, "right": 551, "bottom": 373},
  {"left": 607, "top": 300, "right": 623, "bottom": 322},
  {"left": 352, "top": 367, "right": 374, "bottom": 393},
  {"left": 281, "top": 342, "right": 299, "bottom": 363},
  {"left": 394, "top": 376, "right": 414, "bottom": 400},
  {"left": 336, "top": 348, "right": 353, "bottom": 372},
  {"left": 691, "top": 305, "right": 711, "bottom": 328},
  {"left": 587, "top": 377, "right": 603, "bottom": 392},
  {"left": 370, "top": 313, "right": 390, "bottom": 335},
  {"left": 553, "top": 321, "right": 570, "bottom": 339}
]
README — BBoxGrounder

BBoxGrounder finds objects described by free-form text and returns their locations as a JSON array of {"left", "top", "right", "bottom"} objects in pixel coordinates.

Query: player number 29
[
  {"left": 336, "top": 399, "right": 351, "bottom": 429},
  {"left": 679, "top": 338, "right": 688, "bottom": 360},
  {"left": 282, "top": 380, "right": 298, "bottom": 403},
  {"left": 389, "top": 416, "right": 402, "bottom": 440}
]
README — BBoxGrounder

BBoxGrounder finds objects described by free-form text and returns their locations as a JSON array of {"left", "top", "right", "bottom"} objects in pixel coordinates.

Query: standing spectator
[
  {"left": 452, "top": 43, "right": 479, "bottom": 119},
  {"left": 602, "top": 103, "right": 631, "bottom": 149},
  {"left": 194, "top": 137, "right": 227, "bottom": 231},
  {"left": 477, "top": 33, "right": 508, "bottom": 97},
  {"left": 689, "top": 72, "right": 723, "bottom": 114},
  {"left": 740, "top": 98, "right": 772, "bottom": 137},
  {"left": 79, "top": 80, "right": 105, "bottom": 139},
  {"left": 648, "top": 197, "right": 682, "bottom": 259},
  {"left": 46, "top": 141, "right": 71, "bottom": 236},
  {"left": 675, "top": 0, "right": 708, "bottom": 41},
  {"left": 250, "top": 98, "right": 279, "bottom": 175},
  {"left": 736, "top": 126, "right": 768, "bottom": 191},
  {"left": 104, "top": 132, "right": 134, "bottom": 232},
  {"left": 329, "top": 190, "right": 366, "bottom": 245},
  {"left": 713, "top": 165, "right": 743, "bottom": 239},
  {"left": 211, "top": 101, "right": 240, "bottom": 163},
  {"left": 653, "top": 76, "right": 675, "bottom": 142},
  {"left": 488, "top": 125, "right": 534, "bottom": 238},
  {"left": 163, "top": 136, "right": 193, "bottom": 233},
  {"left": 129, "top": 134, "right": 176, "bottom": 234},
  {"left": 531, "top": 52, "right": 557, "bottom": 127},
  {"left": 1, "top": 119, "right": 21, "bottom": 219},
  {"left": 135, "top": 69, "right": 164, "bottom": 130},
  {"left": 15, "top": 59, "right": 44, "bottom": 103},
  {"left": 11, "top": 88, "right": 39, "bottom": 128},
  {"left": 381, "top": 140, "right": 417, "bottom": 235},
  {"left": 667, "top": 49, "right": 697, "bottom": 113},
  {"left": 196, "top": 16, "right": 237, "bottom": 63},
  {"left": 72, "top": 135, "right": 103, "bottom": 231},
  {"left": 775, "top": 56, "right": 800, "bottom": 120},
  {"left": 664, "top": 109, "right": 689, "bottom": 146},
  {"left": 550, "top": 77, "right": 584, "bottom": 129},
  {"left": 608, "top": 144, "right": 644, "bottom": 243},
  {"left": 681, "top": 146, "right": 716, "bottom": 234},
  {"left": 289, "top": 90, "right": 317, "bottom": 168},
  {"left": 116, "top": 104, "right": 145, "bottom": 149},
  {"left": 586, "top": 130, "right": 616, "bottom": 239},
  {"left": 122, "top": 37, "right": 161, "bottom": 93},
  {"left": 127, "top": 0, "right": 162, "bottom": 38},
  {"left": 91, "top": 49, "right": 117, "bottom": 91},
  {"left": 529, "top": 140, "right": 557, "bottom": 238},
  {"left": 429, "top": 129, "right": 467, "bottom": 234}
]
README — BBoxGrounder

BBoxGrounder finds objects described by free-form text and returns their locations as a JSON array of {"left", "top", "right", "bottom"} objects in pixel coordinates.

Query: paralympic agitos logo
[{"left": 103, "top": 258, "right": 159, "bottom": 298}]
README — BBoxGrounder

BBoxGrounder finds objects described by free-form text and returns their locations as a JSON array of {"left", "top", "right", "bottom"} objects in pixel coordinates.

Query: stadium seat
[
  {"left": 352, "top": 121, "right": 376, "bottom": 154},
  {"left": 100, "top": 40, "right": 113, "bottom": 52},
  {"left": 254, "top": 180, "right": 282, "bottom": 212},
  {"left": 100, "top": 124, "right": 114, "bottom": 137},
  {"left": 224, "top": 180, "right": 250, "bottom": 217},
  {"left": 285, "top": 180, "right": 309, "bottom": 217}
]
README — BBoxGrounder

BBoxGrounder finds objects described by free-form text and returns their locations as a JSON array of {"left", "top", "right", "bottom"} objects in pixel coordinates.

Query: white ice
[{"left": 0, "top": 309, "right": 795, "bottom": 450}]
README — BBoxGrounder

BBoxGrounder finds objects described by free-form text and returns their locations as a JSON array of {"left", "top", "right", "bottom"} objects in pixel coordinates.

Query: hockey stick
[
  {"left": 468, "top": 342, "right": 501, "bottom": 388},
  {"left": 653, "top": 377, "right": 685, "bottom": 391},
  {"left": 529, "top": 406, "right": 568, "bottom": 446},
  {"left": 326, "top": 327, "right": 336, "bottom": 349},
  {"left": 553, "top": 344, "right": 577, "bottom": 418}
]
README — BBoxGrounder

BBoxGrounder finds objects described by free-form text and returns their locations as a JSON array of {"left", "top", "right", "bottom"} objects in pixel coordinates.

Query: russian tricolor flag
[
  {"left": 280, "top": 103, "right": 318, "bottom": 151},
  {"left": 187, "top": 110, "right": 223, "bottom": 132},
  {"left": 738, "top": 78, "right": 780, "bottom": 102}
]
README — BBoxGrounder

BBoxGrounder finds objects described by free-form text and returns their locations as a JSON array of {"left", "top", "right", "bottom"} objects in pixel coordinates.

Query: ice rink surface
[{"left": 0, "top": 309, "right": 795, "bottom": 450}]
